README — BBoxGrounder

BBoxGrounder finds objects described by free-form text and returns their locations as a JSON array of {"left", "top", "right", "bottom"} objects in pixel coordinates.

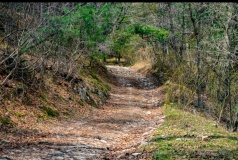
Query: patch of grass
[
  {"left": 37, "top": 113, "right": 49, "bottom": 122},
  {"left": 14, "top": 112, "right": 26, "bottom": 117},
  {"left": 90, "top": 70, "right": 101, "bottom": 82},
  {"left": 39, "top": 93, "right": 47, "bottom": 101},
  {"left": 78, "top": 100, "right": 84, "bottom": 106},
  {"left": 149, "top": 104, "right": 238, "bottom": 160},
  {"left": 0, "top": 114, "right": 14, "bottom": 127},
  {"left": 97, "top": 82, "right": 110, "bottom": 96},
  {"left": 40, "top": 105, "right": 59, "bottom": 117}
]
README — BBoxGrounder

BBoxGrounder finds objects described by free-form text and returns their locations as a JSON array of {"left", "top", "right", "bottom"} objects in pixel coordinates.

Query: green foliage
[
  {"left": 34, "top": 3, "right": 114, "bottom": 57},
  {"left": 110, "top": 23, "right": 169, "bottom": 65},
  {"left": 111, "top": 28, "right": 133, "bottom": 60},
  {"left": 91, "top": 51, "right": 108, "bottom": 63},
  {"left": 134, "top": 24, "right": 169, "bottom": 41}
]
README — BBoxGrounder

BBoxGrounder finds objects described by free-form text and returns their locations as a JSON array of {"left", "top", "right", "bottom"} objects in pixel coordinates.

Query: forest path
[{"left": 2, "top": 65, "right": 165, "bottom": 160}]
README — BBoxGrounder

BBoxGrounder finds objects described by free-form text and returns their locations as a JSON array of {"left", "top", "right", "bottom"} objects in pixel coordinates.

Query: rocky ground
[{"left": 0, "top": 65, "right": 165, "bottom": 160}]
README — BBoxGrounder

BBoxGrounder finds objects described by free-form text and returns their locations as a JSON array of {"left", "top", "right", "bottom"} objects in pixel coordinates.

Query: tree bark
[
  {"left": 168, "top": 3, "right": 179, "bottom": 62},
  {"left": 189, "top": 3, "right": 202, "bottom": 108},
  {"left": 179, "top": 3, "right": 185, "bottom": 59}
]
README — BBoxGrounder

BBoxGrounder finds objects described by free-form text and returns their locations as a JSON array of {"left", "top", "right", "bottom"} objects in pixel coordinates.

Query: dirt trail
[{"left": 1, "top": 65, "right": 165, "bottom": 160}]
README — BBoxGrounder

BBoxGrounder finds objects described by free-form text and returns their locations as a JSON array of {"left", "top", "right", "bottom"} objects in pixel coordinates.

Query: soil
[{"left": 0, "top": 65, "right": 165, "bottom": 160}]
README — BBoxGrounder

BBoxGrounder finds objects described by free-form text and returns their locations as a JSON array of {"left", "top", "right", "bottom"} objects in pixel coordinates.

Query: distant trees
[{"left": 153, "top": 2, "right": 238, "bottom": 131}]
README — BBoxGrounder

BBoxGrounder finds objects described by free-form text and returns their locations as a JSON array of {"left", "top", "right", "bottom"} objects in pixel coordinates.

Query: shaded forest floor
[{"left": 0, "top": 64, "right": 166, "bottom": 160}]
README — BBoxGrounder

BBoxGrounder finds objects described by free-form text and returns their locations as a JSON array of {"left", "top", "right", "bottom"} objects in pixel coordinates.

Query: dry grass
[{"left": 130, "top": 62, "right": 153, "bottom": 75}]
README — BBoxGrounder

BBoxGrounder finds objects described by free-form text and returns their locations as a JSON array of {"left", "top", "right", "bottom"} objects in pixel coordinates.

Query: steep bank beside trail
[
  {"left": 0, "top": 61, "right": 110, "bottom": 140},
  {"left": 0, "top": 65, "right": 166, "bottom": 160}
]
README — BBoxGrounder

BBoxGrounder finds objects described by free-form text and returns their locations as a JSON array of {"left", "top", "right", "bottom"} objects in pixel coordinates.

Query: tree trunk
[
  {"left": 189, "top": 3, "right": 202, "bottom": 108},
  {"left": 117, "top": 52, "right": 121, "bottom": 64},
  {"left": 179, "top": 3, "right": 185, "bottom": 59},
  {"left": 224, "top": 4, "right": 233, "bottom": 130},
  {"left": 168, "top": 3, "right": 179, "bottom": 62},
  {"left": 233, "top": 113, "right": 238, "bottom": 132},
  {"left": 40, "top": 3, "right": 43, "bottom": 23}
]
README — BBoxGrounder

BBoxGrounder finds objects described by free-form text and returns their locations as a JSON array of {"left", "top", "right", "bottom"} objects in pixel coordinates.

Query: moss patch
[
  {"left": 40, "top": 105, "right": 59, "bottom": 117},
  {"left": 78, "top": 100, "right": 84, "bottom": 106},
  {"left": 0, "top": 114, "right": 15, "bottom": 128},
  {"left": 14, "top": 112, "right": 26, "bottom": 117}
]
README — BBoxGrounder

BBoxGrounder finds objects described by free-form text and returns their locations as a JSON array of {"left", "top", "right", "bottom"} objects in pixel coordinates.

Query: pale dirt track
[{"left": 1, "top": 65, "right": 165, "bottom": 160}]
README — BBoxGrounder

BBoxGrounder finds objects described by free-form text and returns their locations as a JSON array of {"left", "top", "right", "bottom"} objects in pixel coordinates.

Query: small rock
[
  {"left": 176, "top": 138, "right": 182, "bottom": 141},
  {"left": 132, "top": 153, "right": 141, "bottom": 156},
  {"left": 0, "top": 155, "right": 12, "bottom": 160},
  {"left": 197, "top": 135, "right": 209, "bottom": 141},
  {"left": 1, "top": 139, "right": 10, "bottom": 143},
  {"left": 212, "top": 124, "right": 218, "bottom": 128},
  {"left": 116, "top": 154, "right": 124, "bottom": 159},
  {"left": 100, "top": 140, "right": 107, "bottom": 143},
  {"left": 201, "top": 136, "right": 209, "bottom": 141},
  {"left": 140, "top": 141, "right": 149, "bottom": 146},
  {"left": 142, "top": 132, "right": 149, "bottom": 136},
  {"left": 146, "top": 111, "right": 151, "bottom": 115},
  {"left": 78, "top": 88, "right": 87, "bottom": 100},
  {"left": 52, "top": 151, "right": 64, "bottom": 156},
  {"left": 14, "top": 150, "right": 22, "bottom": 153},
  {"left": 32, "top": 147, "right": 39, "bottom": 151}
]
